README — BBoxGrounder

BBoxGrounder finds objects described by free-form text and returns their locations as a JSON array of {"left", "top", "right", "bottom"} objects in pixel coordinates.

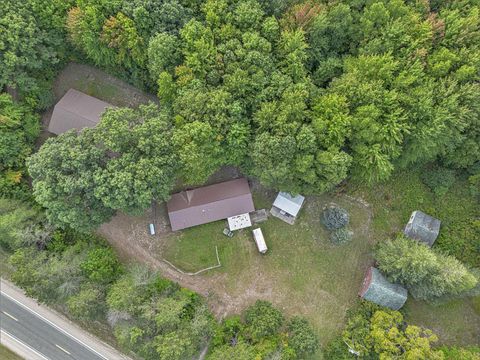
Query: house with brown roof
[
  {"left": 47, "top": 89, "right": 113, "bottom": 135},
  {"left": 167, "top": 178, "right": 255, "bottom": 231}
]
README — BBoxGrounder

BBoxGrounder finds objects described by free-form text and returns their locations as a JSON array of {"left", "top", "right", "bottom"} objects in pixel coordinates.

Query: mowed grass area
[
  {"left": 0, "top": 345, "right": 23, "bottom": 360},
  {"left": 349, "top": 169, "right": 480, "bottom": 345},
  {"left": 164, "top": 189, "right": 375, "bottom": 347}
]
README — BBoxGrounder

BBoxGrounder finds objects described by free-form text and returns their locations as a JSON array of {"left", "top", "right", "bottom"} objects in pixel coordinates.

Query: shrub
[
  {"left": 66, "top": 285, "right": 105, "bottom": 320},
  {"left": 244, "top": 300, "right": 284, "bottom": 341},
  {"left": 330, "top": 227, "right": 353, "bottom": 245},
  {"left": 421, "top": 166, "right": 456, "bottom": 196},
  {"left": 81, "top": 247, "right": 123, "bottom": 284},
  {"left": 322, "top": 205, "right": 349, "bottom": 230},
  {"left": 469, "top": 172, "right": 480, "bottom": 198},
  {"left": 439, "top": 346, "right": 480, "bottom": 360},
  {"left": 287, "top": 316, "right": 319, "bottom": 357}
]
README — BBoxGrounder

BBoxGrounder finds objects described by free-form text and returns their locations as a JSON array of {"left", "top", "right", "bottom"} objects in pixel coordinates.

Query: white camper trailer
[{"left": 253, "top": 228, "right": 267, "bottom": 254}]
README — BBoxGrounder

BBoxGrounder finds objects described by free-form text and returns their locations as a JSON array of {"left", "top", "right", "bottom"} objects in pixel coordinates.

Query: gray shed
[
  {"left": 404, "top": 210, "right": 441, "bottom": 247},
  {"left": 359, "top": 267, "right": 407, "bottom": 310},
  {"left": 48, "top": 89, "right": 114, "bottom": 135},
  {"left": 270, "top": 192, "right": 305, "bottom": 225}
]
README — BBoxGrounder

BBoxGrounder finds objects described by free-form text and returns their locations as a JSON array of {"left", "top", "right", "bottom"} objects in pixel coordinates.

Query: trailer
[{"left": 252, "top": 228, "right": 267, "bottom": 254}]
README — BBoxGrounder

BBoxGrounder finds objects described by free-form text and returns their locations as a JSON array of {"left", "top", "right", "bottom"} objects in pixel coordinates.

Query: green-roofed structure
[{"left": 359, "top": 267, "right": 408, "bottom": 310}]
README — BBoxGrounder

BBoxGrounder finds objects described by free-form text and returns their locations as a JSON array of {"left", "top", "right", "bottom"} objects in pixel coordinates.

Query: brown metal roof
[
  {"left": 167, "top": 178, "right": 255, "bottom": 231},
  {"left": 47, "top": 89, "right": 113, "bottom": 135}
]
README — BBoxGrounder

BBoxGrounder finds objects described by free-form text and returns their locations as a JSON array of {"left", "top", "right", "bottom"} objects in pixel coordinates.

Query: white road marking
[
  {"left": 1, "top": 329, "right": 50, "bottom": 360},
  {"left": 56, "top": 343, "right": 71, "bottom": 355},
  {"left": 1, "top": 291, "right": 108, "bottom": 360},
  {"left": 2, "top": 310, "right": 19, "bottom": 321}
]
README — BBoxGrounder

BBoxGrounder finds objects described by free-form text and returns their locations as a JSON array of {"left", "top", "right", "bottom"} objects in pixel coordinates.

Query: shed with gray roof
[
  {"left": 48, "top": 89, "right": 113, "bottom": 135},
  {"left": 359, "top": 267, "right": 408, "bottom": 310},
  {"left": 167, "top": 178, "right": 255, "bottom": 231},
  {"left": 270, "top": 192, "right": 305, "bottom": 225},
  {"left": 404, "top": 210, "right": 441, "bottom": 247}
]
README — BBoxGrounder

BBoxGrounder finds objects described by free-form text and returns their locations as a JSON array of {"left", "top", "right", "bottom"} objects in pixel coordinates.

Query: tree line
[{"left": 6, "top": 0, "right": 475, "bottom": 233}]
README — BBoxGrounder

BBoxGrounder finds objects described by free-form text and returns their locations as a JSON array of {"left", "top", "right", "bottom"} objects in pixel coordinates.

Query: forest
[{"left": 1, "top": 0, "right": 479, "bottom": 359}]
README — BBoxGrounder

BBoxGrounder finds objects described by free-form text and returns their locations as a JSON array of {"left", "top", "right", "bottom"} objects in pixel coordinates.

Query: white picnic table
[{"left": 227, "top": 213, "right": 252, "bottom": 231}]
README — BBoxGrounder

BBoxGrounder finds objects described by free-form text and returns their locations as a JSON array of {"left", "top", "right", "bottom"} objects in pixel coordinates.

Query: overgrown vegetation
[
  {"left": 209, "top": 301, "right": 318, "bottom": 359},
  {"left": 324, "top": 301, "right": 445, "bottom": 359},
  {"left": 0, "top": 199, "right": 319, "bottom": 359}
]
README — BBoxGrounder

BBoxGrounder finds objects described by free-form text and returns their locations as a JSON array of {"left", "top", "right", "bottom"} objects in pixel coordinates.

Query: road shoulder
[{"left": 1, "top": 278, "right": 132, "bottom": 360}]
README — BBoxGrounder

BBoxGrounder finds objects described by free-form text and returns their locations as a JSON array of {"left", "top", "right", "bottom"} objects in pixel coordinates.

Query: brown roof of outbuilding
[
  {"left": 48, "top": 89, "right": 113, "bottom": 135},
  {"left": 167, "top": 178, "right": 255, "bottom": 231}
]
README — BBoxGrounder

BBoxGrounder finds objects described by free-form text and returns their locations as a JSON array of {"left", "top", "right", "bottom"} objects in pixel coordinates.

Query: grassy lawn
[
  {"left": 164, "top": 189, "right": 375, "bottom": 349},
  {"left": 0, "top": 345, "right": 23, "bottom": 360}
]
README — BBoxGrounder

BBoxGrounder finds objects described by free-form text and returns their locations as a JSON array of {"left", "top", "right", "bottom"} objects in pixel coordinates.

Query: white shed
[
  {"left": 252, "top": 228, "right": 267, "bottom": 254},
  {"left": 270, "top": 192, "right": 305, "bottom": 225}
]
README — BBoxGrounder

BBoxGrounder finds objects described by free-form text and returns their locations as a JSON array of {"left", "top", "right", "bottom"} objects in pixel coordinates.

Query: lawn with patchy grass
[{"left": 164, "top": 189, "right": 375, "bottom": 349}]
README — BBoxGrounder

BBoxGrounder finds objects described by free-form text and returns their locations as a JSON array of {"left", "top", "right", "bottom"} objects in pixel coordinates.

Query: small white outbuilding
[
  {"left": 252, "top": 228, "right": 267, "bottom": 254},
  {"left": 270, "top": 192, "right": 305, "bottom": 225}
]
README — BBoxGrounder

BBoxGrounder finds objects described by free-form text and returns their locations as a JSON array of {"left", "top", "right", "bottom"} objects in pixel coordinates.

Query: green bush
[
  {"left": 323, "top": 337, "right": 355, "bottom": 360},
  {"left": 81, "top": 247, "right": 123, "bottom": 284},
  {"left": 244, "top": 300, "right": 284, "bottom": 341},
  {"left": 66, "top": 284, "right": 106, "bottom": 320},
  {"left": 287, "top": 316, "right": 319, "bottom": 358},
  {"left": 375, "top": 236, "right": 478, "bottom": 301},
  {"left": 322, "top": 205, "right": 349, "bottom": 230},
  {"left": 469, "top": 173, "right": 480, "bottom": 198},
  {"left": 421, "top": 166, "right": 456, "bottom": 196},
  {"left": 330, "top": 227, "right": 353, "bottom": 245}
]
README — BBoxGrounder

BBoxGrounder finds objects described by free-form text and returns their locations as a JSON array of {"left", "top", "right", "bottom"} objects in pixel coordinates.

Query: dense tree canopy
[
  {"left": 23, "top": 0, "right": 479, "bottom": 228},
  {"left": 0, "top": 0, "right": 71, "bottom": 108},
  {"left": 0, "top": 93, "right": 39, "bottom": 197},
  {"left": 27, "top": 129, "right": 114, "bottom": 232},
  {"left": 375, "top": 236, "right": 478, "bottom": 301},
  {"left": 27, "top": 104, "right": 177, "bottom": 231},
  {"left": 93, "top": 104, "right": 177, "bottom": 215}
]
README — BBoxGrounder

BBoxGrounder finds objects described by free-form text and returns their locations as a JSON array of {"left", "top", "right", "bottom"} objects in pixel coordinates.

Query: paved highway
[{"left": 1, "top": 279, "right": 131, "bottom": 360}]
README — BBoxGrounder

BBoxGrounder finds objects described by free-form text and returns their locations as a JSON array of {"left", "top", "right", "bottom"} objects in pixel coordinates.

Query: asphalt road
[{"left": 1, "top": 292, "right": 108, "bottom": 360}]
